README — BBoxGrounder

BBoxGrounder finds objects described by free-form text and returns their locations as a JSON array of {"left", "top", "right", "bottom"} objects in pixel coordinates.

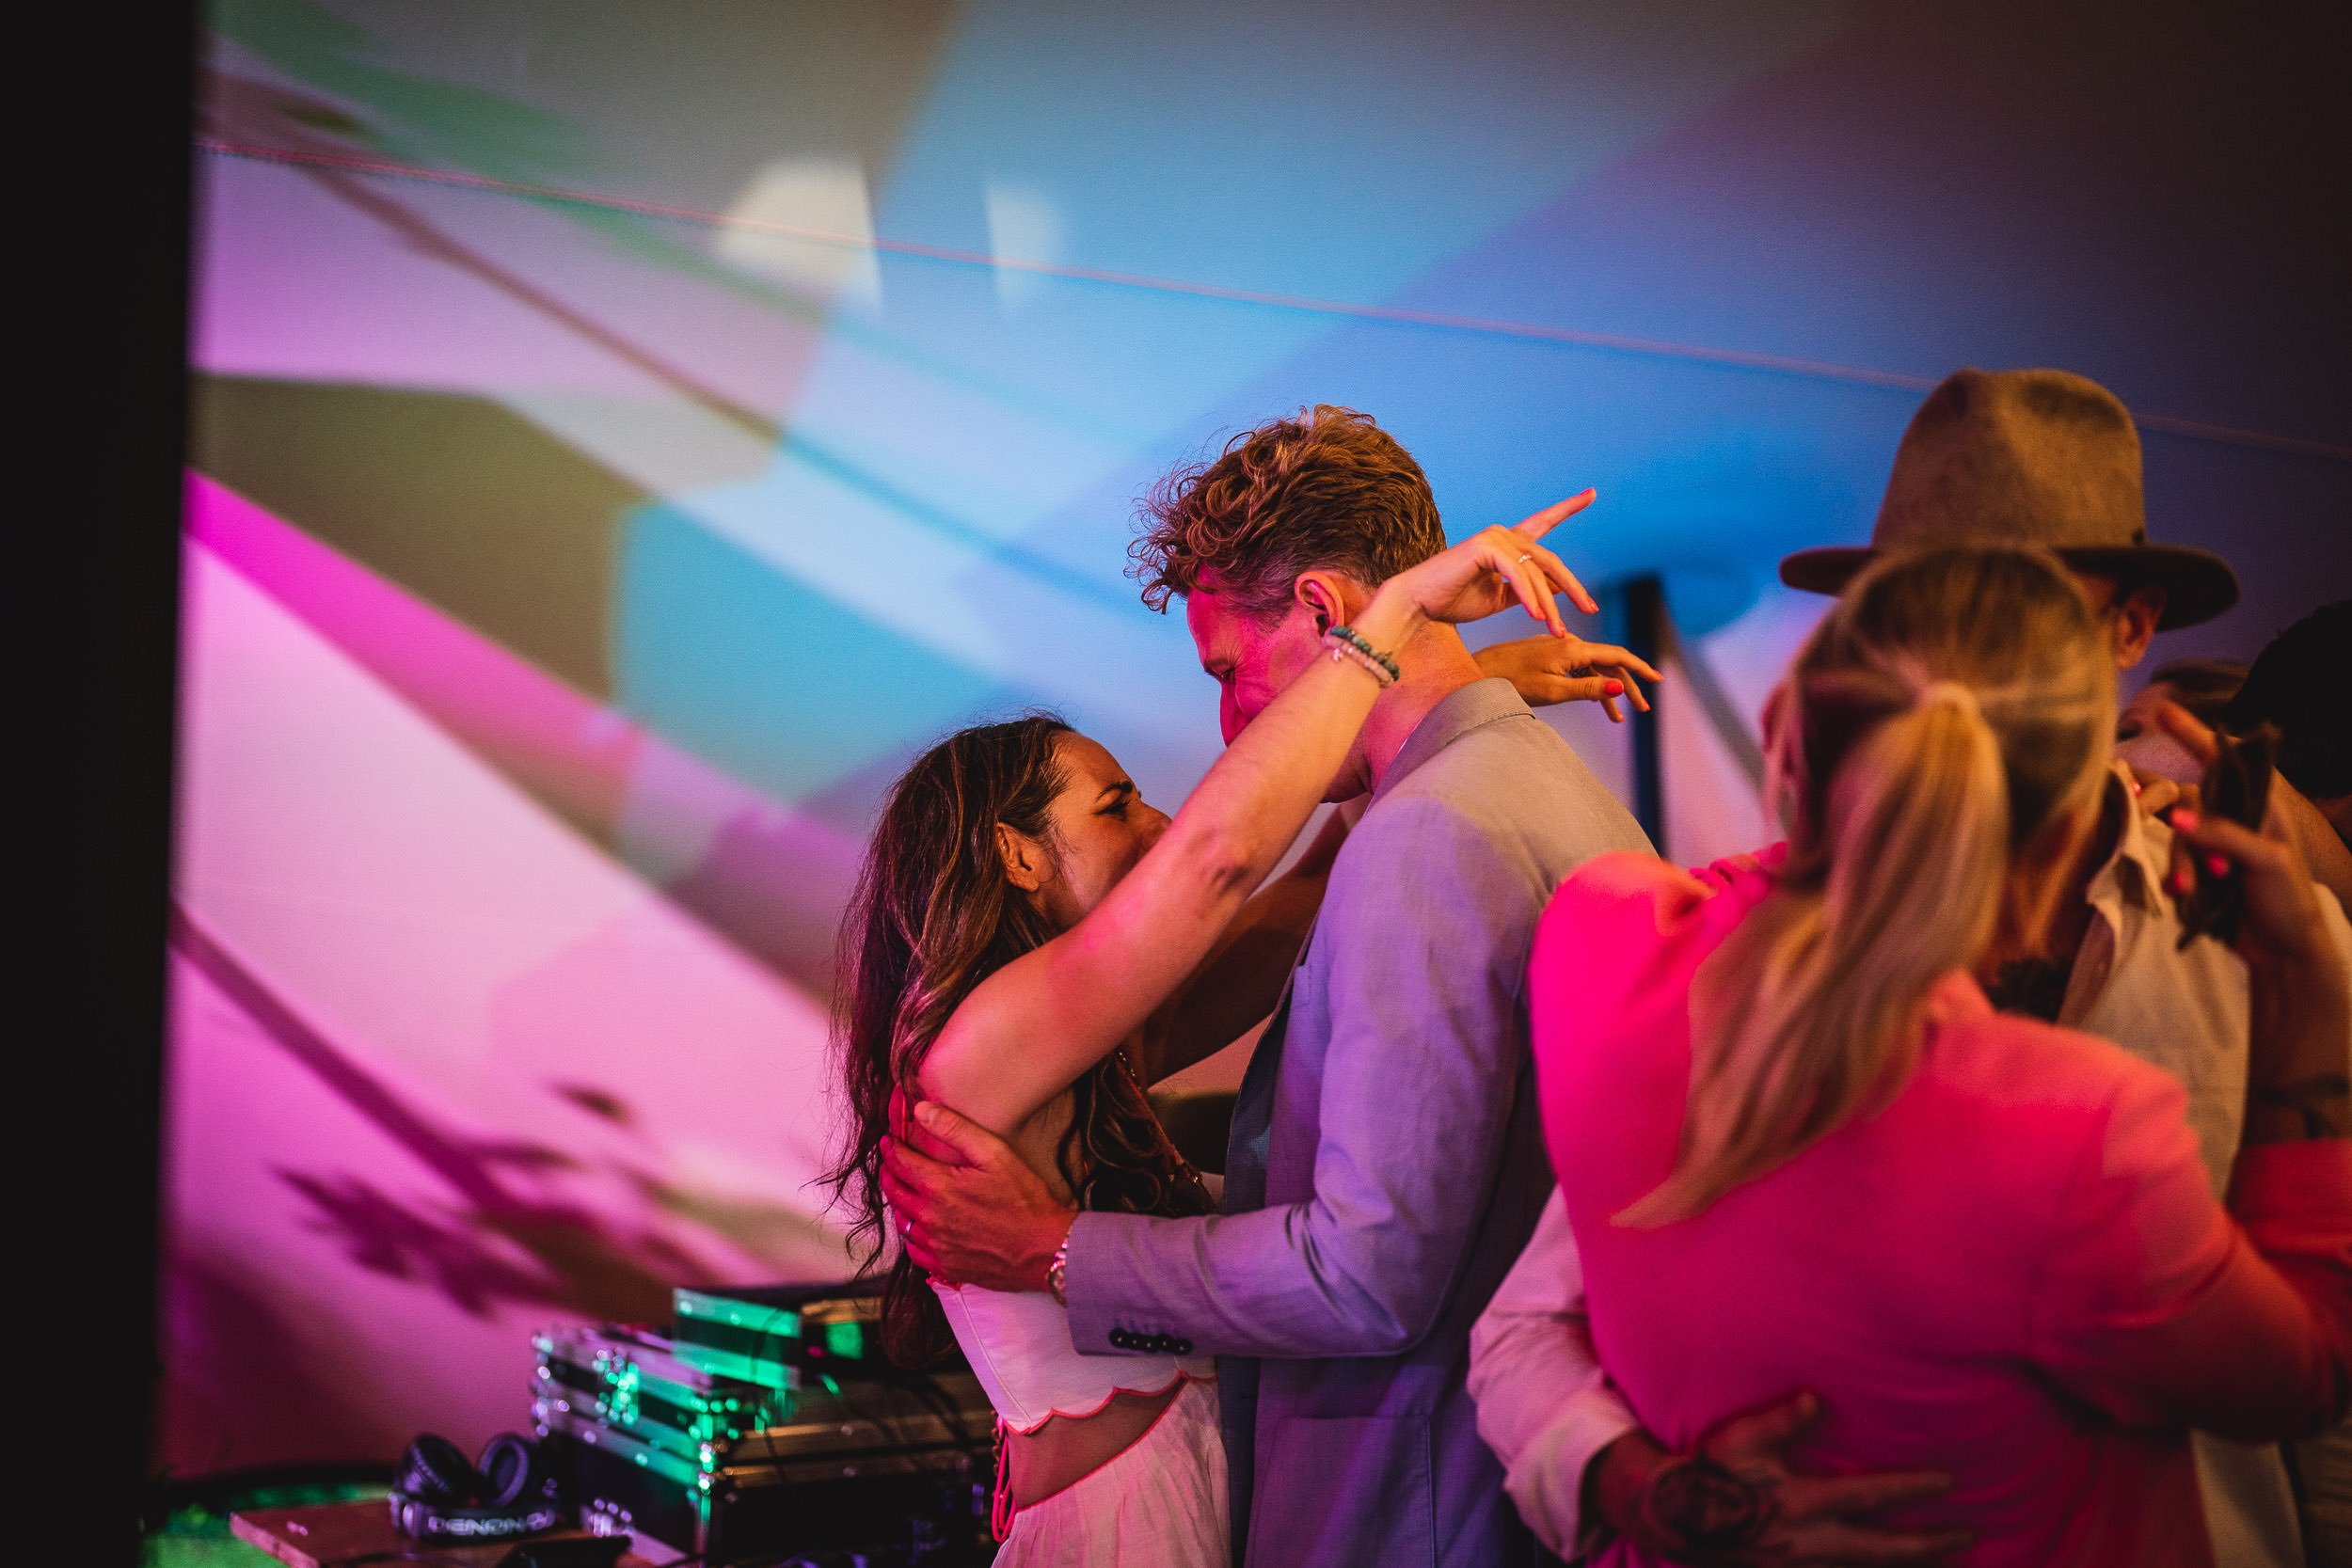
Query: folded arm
[{"left": 920, "top": 657, "right": 1388, "bottom": 1137}]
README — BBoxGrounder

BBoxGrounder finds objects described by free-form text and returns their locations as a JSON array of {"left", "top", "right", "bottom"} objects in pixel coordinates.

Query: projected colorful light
[{"left": 167, "top": 0, "right": 2349, "bottom": 1470}]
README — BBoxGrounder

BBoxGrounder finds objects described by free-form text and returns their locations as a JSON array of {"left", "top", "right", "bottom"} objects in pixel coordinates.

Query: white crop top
[{"left": 932, "top": 1281, "right": 1213, "bottom": 1434}]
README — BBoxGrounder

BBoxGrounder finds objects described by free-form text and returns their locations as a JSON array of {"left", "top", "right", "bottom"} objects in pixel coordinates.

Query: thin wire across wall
[{"left": 194, "top": 137, "right": 2348, "bottom": 465}]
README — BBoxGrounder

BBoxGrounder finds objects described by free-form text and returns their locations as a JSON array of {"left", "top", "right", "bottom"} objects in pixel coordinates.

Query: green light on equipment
[{"left": 825, "top": 1321, "right": 866, "bottom": 1359}]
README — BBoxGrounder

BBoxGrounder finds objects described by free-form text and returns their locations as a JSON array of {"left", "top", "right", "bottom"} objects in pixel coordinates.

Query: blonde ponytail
[{"left": 1621, "top": 546, "right": 2111, "bottom": 1227}]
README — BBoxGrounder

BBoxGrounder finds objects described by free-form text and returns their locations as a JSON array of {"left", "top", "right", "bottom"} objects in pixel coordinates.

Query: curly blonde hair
[{"left": 1131, "top": 405, "right": 1445, "bottom": 617}]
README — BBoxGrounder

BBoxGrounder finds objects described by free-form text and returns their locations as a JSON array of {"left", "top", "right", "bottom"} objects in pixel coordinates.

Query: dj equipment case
[
  {"left": 671, "top": 1282, "right": 883, "bottom": 1391},
  {"left": 534, "top": 1323, "right": 790, "bottom": 1470},
  {"left": 535, "top": 1285, "right": 993, "bottom": 1564}
]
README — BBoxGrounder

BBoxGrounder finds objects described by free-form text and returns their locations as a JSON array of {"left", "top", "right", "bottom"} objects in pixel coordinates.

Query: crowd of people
[{"left": 832, "top": 368, "right": 2351, "bottom": 1567}]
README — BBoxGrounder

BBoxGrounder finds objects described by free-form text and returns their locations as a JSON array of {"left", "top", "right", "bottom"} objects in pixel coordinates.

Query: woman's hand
[
  {"left": 1372, "top": 491, "right": 1600, "bottom": 639},
  {"left": 2170, "top": 802, "right": 2351, "bottom": 1143},
  {"left": 2144, "top": 698, "right": 2352, "bottom": 912},
  {"left": 2170, "top": 805, "right": 2335, "bottom": 974},
  {"left": 1475, "top": 633, "right": 1660, "bottom": 722}
]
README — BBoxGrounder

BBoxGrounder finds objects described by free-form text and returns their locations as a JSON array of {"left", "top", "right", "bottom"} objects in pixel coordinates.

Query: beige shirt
[
  {"left": 2069, "top": 769, "right": 2352, "bottom": 1568},
  {"left": 1468, "top": 767, "right": 2352, "bottom": 1564},
  {"left": 2066, "top": 771, "right": 2250, "bottom": 1194}
]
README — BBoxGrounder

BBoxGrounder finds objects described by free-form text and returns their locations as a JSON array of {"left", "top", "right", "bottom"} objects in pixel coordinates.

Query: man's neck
[
  {"left": 1357, "top": 626, "right": 1486, "bottom": 796},
  {"left": 2044, "top": 773, "right": 2129, "bottom": 959}
]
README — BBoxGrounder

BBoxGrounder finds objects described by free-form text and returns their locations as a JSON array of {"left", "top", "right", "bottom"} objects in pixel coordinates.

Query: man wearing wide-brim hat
[
  {"left": 1780, "top": 367, "right": 2349, "bottom": 902},
  {"left": 1786, "top": 369, "right": 2352, "bottom": 1568},
  {"left": 1780, "top": 365, "right": 2240, "bottom": 655},
  {"left": 1467, "top": 368, "right": 2352, "bottom": 1568}
]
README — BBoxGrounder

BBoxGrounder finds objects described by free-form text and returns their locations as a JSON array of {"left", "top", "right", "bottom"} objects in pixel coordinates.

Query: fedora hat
[{"left": 1780, "top": 367, "right": 2238, "bottom": 629}]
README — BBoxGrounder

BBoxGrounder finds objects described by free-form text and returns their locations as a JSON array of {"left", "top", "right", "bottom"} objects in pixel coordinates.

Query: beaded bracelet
[
  {"left": 1322, "top": 630, "right": 1396, "bottom": 687},
  {"left": 1326, "top": 641, "right": 1392, "bottom": 686},
  {"left": 1324, "top": 625, "right": 1401, "bottom": 685}
]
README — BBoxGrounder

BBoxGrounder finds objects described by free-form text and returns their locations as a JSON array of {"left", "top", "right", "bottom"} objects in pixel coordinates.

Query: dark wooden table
[{"left": 230, "top": 1499, "right": 665, "bottom": 1568}]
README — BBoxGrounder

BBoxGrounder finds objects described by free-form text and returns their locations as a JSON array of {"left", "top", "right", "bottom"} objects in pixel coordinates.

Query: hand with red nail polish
[
  {"left": 2172, "top": 798, "right": 2336, "bottom": 977},
  {"left": 2169, "top": 791, "right": 2352, "bottom": 1147},
  {"left": 1472, "top": 636, "right": 1660, "bottom": 724},
  {"left": 2148, "top": 696, "right": 2352, "bottom": 911}
]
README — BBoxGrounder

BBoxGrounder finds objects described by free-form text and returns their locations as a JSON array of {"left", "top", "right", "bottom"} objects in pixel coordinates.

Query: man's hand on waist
[{"left": 881, "top": 1099, "right": 1076, "bottom": 1295}]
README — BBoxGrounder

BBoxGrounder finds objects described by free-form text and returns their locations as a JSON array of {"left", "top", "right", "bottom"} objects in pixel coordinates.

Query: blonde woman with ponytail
[{"left": 1528, "top": 545, "right": 2351, "bottom": 1568}]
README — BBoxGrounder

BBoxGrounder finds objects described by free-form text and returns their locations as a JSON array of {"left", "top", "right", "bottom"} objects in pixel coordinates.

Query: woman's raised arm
[
  {"left": 921, "top": 496, "right": 1597, "bottom": 1134},
  {"left": 1132, "top": 801, "right": 1358, "bottom": 1087}
]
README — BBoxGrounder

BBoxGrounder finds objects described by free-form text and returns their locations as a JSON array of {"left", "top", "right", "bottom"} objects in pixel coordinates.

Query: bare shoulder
[
  {"left": 914, "top": 1012, "right": 1033, "bottom": 1143},
  {"left": 913, "top": 1040, "right": 1075, "bottom": 1173}
]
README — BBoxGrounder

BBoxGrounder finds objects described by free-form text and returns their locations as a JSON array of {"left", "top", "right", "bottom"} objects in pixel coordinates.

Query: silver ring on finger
[
  {"left": 1568, "top": 664, "right": 1597, "bottom": 679},
  {"left": 1517, "top": 553, "right": 1534, "bottom": 564}
]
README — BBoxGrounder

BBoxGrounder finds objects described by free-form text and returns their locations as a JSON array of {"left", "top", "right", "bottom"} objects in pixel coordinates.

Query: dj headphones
[{"left": 389, "top": 1431, "right": 563, "bottom": 1542}]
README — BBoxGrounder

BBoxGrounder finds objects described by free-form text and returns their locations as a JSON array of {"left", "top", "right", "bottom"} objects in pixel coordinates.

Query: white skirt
[{"left": 995, "top": 1377, "right": 1229, "bottom": 1568}]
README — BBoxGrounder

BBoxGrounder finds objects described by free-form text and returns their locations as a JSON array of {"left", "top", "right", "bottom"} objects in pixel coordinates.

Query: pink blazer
[{"left": 1531, "top": 853, "right": 2351, "bottom": 1567}]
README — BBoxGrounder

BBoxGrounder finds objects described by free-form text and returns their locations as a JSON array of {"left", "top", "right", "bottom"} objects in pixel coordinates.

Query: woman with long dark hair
[{"left": 831, "top": 501, "right": 1598, "bottom": 1564}]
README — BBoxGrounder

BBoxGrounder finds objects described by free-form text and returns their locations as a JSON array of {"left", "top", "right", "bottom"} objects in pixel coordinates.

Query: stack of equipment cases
[
  {"left": 535, "top": 1284, "right": 994, "bottom": 1565},
  {"left": 532, "top": 1323, "right": 787, "bottom": 1535}
]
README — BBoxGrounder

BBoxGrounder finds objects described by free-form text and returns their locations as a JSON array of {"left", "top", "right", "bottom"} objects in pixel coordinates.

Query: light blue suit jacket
[{"left": 1066, "top": 679, "right": 1652, "bottom": 1566}]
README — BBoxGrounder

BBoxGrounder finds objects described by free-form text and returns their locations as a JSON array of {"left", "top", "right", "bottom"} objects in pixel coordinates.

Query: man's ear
[
  {"left": 995, "top": 822, "right": 1051, "bottom": 894},
  {"left": 1292, "top": 571, "right": 1361, "bottom": 636},
  {"left": 2110, "top": 585, "right": 2167, "bottom": 671}
]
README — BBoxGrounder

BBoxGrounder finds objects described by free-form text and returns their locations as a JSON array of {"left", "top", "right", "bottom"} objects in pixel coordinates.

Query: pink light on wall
[{"left": 164, "top": 523, "right": 864, "bottom": 1472}]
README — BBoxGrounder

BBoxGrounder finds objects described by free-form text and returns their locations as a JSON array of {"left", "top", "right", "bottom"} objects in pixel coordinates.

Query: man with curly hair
[{"left": 887, "top": 405, "right": 1652, "bottom": 1565}]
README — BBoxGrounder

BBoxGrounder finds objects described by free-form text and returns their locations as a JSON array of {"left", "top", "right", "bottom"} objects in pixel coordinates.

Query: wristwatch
[{"left": 1046, "top": 1225, "right": 1073, "bottom": 1306}]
